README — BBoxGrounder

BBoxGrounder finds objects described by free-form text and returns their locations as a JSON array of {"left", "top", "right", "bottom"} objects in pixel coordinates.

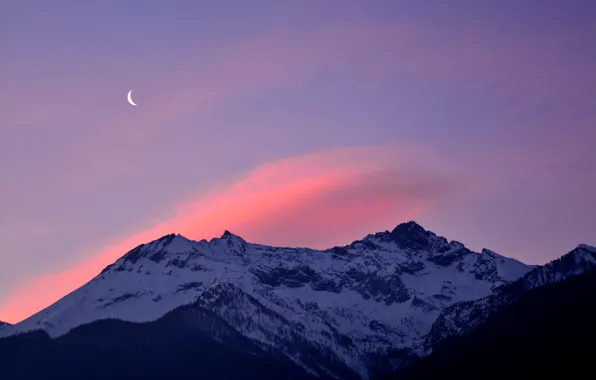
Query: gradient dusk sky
[{"left": 1, "top": 0, "right": 595, "bottom": 323}]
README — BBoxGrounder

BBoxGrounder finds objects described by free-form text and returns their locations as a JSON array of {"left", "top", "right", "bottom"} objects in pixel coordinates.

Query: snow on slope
[
  {"left": 424, "top": 243, "right": 596, "bottom": 352},
  {"left": 0, "top": 222, "right": 533, "bottom": 377}
]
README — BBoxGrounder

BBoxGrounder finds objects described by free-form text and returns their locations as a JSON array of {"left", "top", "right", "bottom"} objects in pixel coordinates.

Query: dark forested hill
[{"left": 0, "top": 304, "right": 327, "bottom": 380}]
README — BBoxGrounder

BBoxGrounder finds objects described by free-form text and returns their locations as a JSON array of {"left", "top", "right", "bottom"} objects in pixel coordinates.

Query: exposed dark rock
[
  {"left": 389, "top": 221, "right": 432, "bottom": 251},
  {"left": 176, "top": 282, "right": 204, "bottom": 292}
]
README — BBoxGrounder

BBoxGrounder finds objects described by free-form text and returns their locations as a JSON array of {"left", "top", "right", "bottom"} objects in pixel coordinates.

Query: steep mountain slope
[
  {"left": 0, "top": 222, "right": 532, "bottom": 378},
  {"left": 423, "top": 243, "right": 596, "bottom": 351},
  {"left": 386, "top": 267, "right": 596, "bottom": 380}
]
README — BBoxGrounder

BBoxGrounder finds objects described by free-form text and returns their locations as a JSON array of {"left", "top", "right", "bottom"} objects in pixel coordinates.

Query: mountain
[
  {"left": 422, "top": 243, "right": 596, "bottom": 352},
  {"left": 0, "top": 321, "right": 8, "bottom": 329},
  {"left": 0, "top": 221, "right": 532, "bottom": 378},
  {"left": 386, "top": 264, "right": 596, "bottom": 380}
]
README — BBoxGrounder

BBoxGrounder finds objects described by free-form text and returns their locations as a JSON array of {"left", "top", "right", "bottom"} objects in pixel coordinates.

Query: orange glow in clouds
[{"left": 0, "top": 146, "right": 451, "bottom": 323}]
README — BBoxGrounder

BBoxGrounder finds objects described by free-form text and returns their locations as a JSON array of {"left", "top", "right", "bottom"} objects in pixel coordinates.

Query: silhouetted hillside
[
  {"left": 386, "top": 269, "right": 596, "bottom": 380},
  {"left": 0, "top": 305, "right": 322, "bottom": 380}
]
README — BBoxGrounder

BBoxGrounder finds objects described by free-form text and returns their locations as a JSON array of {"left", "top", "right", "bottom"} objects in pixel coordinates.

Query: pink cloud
[{"left": 0, "top": 145, "right": 459, "bottom": 324}]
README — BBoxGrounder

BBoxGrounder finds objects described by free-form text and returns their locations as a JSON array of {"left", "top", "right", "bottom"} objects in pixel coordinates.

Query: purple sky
[{"left": 1, "top": 0, "right": 595, "bottom": 323}]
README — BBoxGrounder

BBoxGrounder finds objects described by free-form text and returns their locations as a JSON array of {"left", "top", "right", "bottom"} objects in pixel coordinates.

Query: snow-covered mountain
[
  {"left": 424, "top": 243, "right": 596, "bottom": 352},
  {"left": 0, "top": 321, "right": 8, "bottom": 330},
  {"left": 0, "top": 222, "right": 532, "bottom": 378},
  {"left": 392, "top": 262, "right": 596, "bottom": 380}
]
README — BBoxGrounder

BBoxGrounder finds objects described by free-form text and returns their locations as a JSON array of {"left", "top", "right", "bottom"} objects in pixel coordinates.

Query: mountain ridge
[
  {"left": 0, "top": 221, "right": 533, "bottom": 378},
  {"left": 2, "top": 221, "right": 592, "bottom": 379},
  {"left": 423, "top": 242, "right": 596, "bottom": 352},
  {"left": 387, "top": 266, "right": 596, "bottom": 380}
]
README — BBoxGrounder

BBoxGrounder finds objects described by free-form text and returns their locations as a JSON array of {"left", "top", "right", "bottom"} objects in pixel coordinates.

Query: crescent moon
[{"left": 127, "top": 90, "right": 137, "bottom": 106}]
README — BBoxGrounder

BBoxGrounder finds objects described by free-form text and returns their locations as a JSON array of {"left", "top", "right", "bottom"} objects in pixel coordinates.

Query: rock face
[{"left": 0, "top": 222, "right": 539, "bottom": 378}]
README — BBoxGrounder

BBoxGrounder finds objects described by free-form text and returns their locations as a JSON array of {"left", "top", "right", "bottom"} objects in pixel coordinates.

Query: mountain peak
[
  {"left": 390, "top": 221, "right": 434, "bottom": 251},
  {"left": 112, "top": 233, "right": 193, "bottom": 268},
  {"left": 564, "top": 244, "right": 596, "bottom": 269},
  {"left": 577, "top": 244, "right": 596, "bottom": 253},
  {"left": 481, "top": 248, "right": 499, "bottom": 256},
  {"left": 221, "top": 230, "right": 245, "bottom": 241},
  {"left": 146, "top": 233, "right": 192, "bottom": 250},
  {"left": 208, "top": 230, "right": 246, "bottom": 250},
  {"left": 156, "top": 233, "right": 177, "bottom": 240},
  {"left": 396, "top": 220, "right": 425, "bottom": 231}
]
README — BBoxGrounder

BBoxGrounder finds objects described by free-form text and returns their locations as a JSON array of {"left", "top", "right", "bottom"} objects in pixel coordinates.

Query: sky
[{"left": 0, "top": 0, "right": 595, "bottom": 323}]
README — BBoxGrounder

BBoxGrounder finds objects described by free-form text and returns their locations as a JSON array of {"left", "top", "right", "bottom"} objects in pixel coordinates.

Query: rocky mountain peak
[
  {"left": 480, "top": 248, "right": 500, "bottom": 257},
  {"left": 391, "top": 221, "right": 427, "bottom": 235},
  {"left": 221, "top": 230, "right": 245, "bottom": 242},
  {"left": 545, "top": 244, "right": 596, "bottom": 275},
  {"left": 389, "top": 221, "right": 438, "bottom": 252},
  {"left": 104, "top": 233, "right": 194, "bottom": 271},
  {"left": 576, "top": 244, "right": 596, "bottom": 254},
  {"left": 156, "top": 233, "right": 177, "bottom": 241},
  {"left": 210, "top": 230, "right": 247, "bottom": 251}
]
